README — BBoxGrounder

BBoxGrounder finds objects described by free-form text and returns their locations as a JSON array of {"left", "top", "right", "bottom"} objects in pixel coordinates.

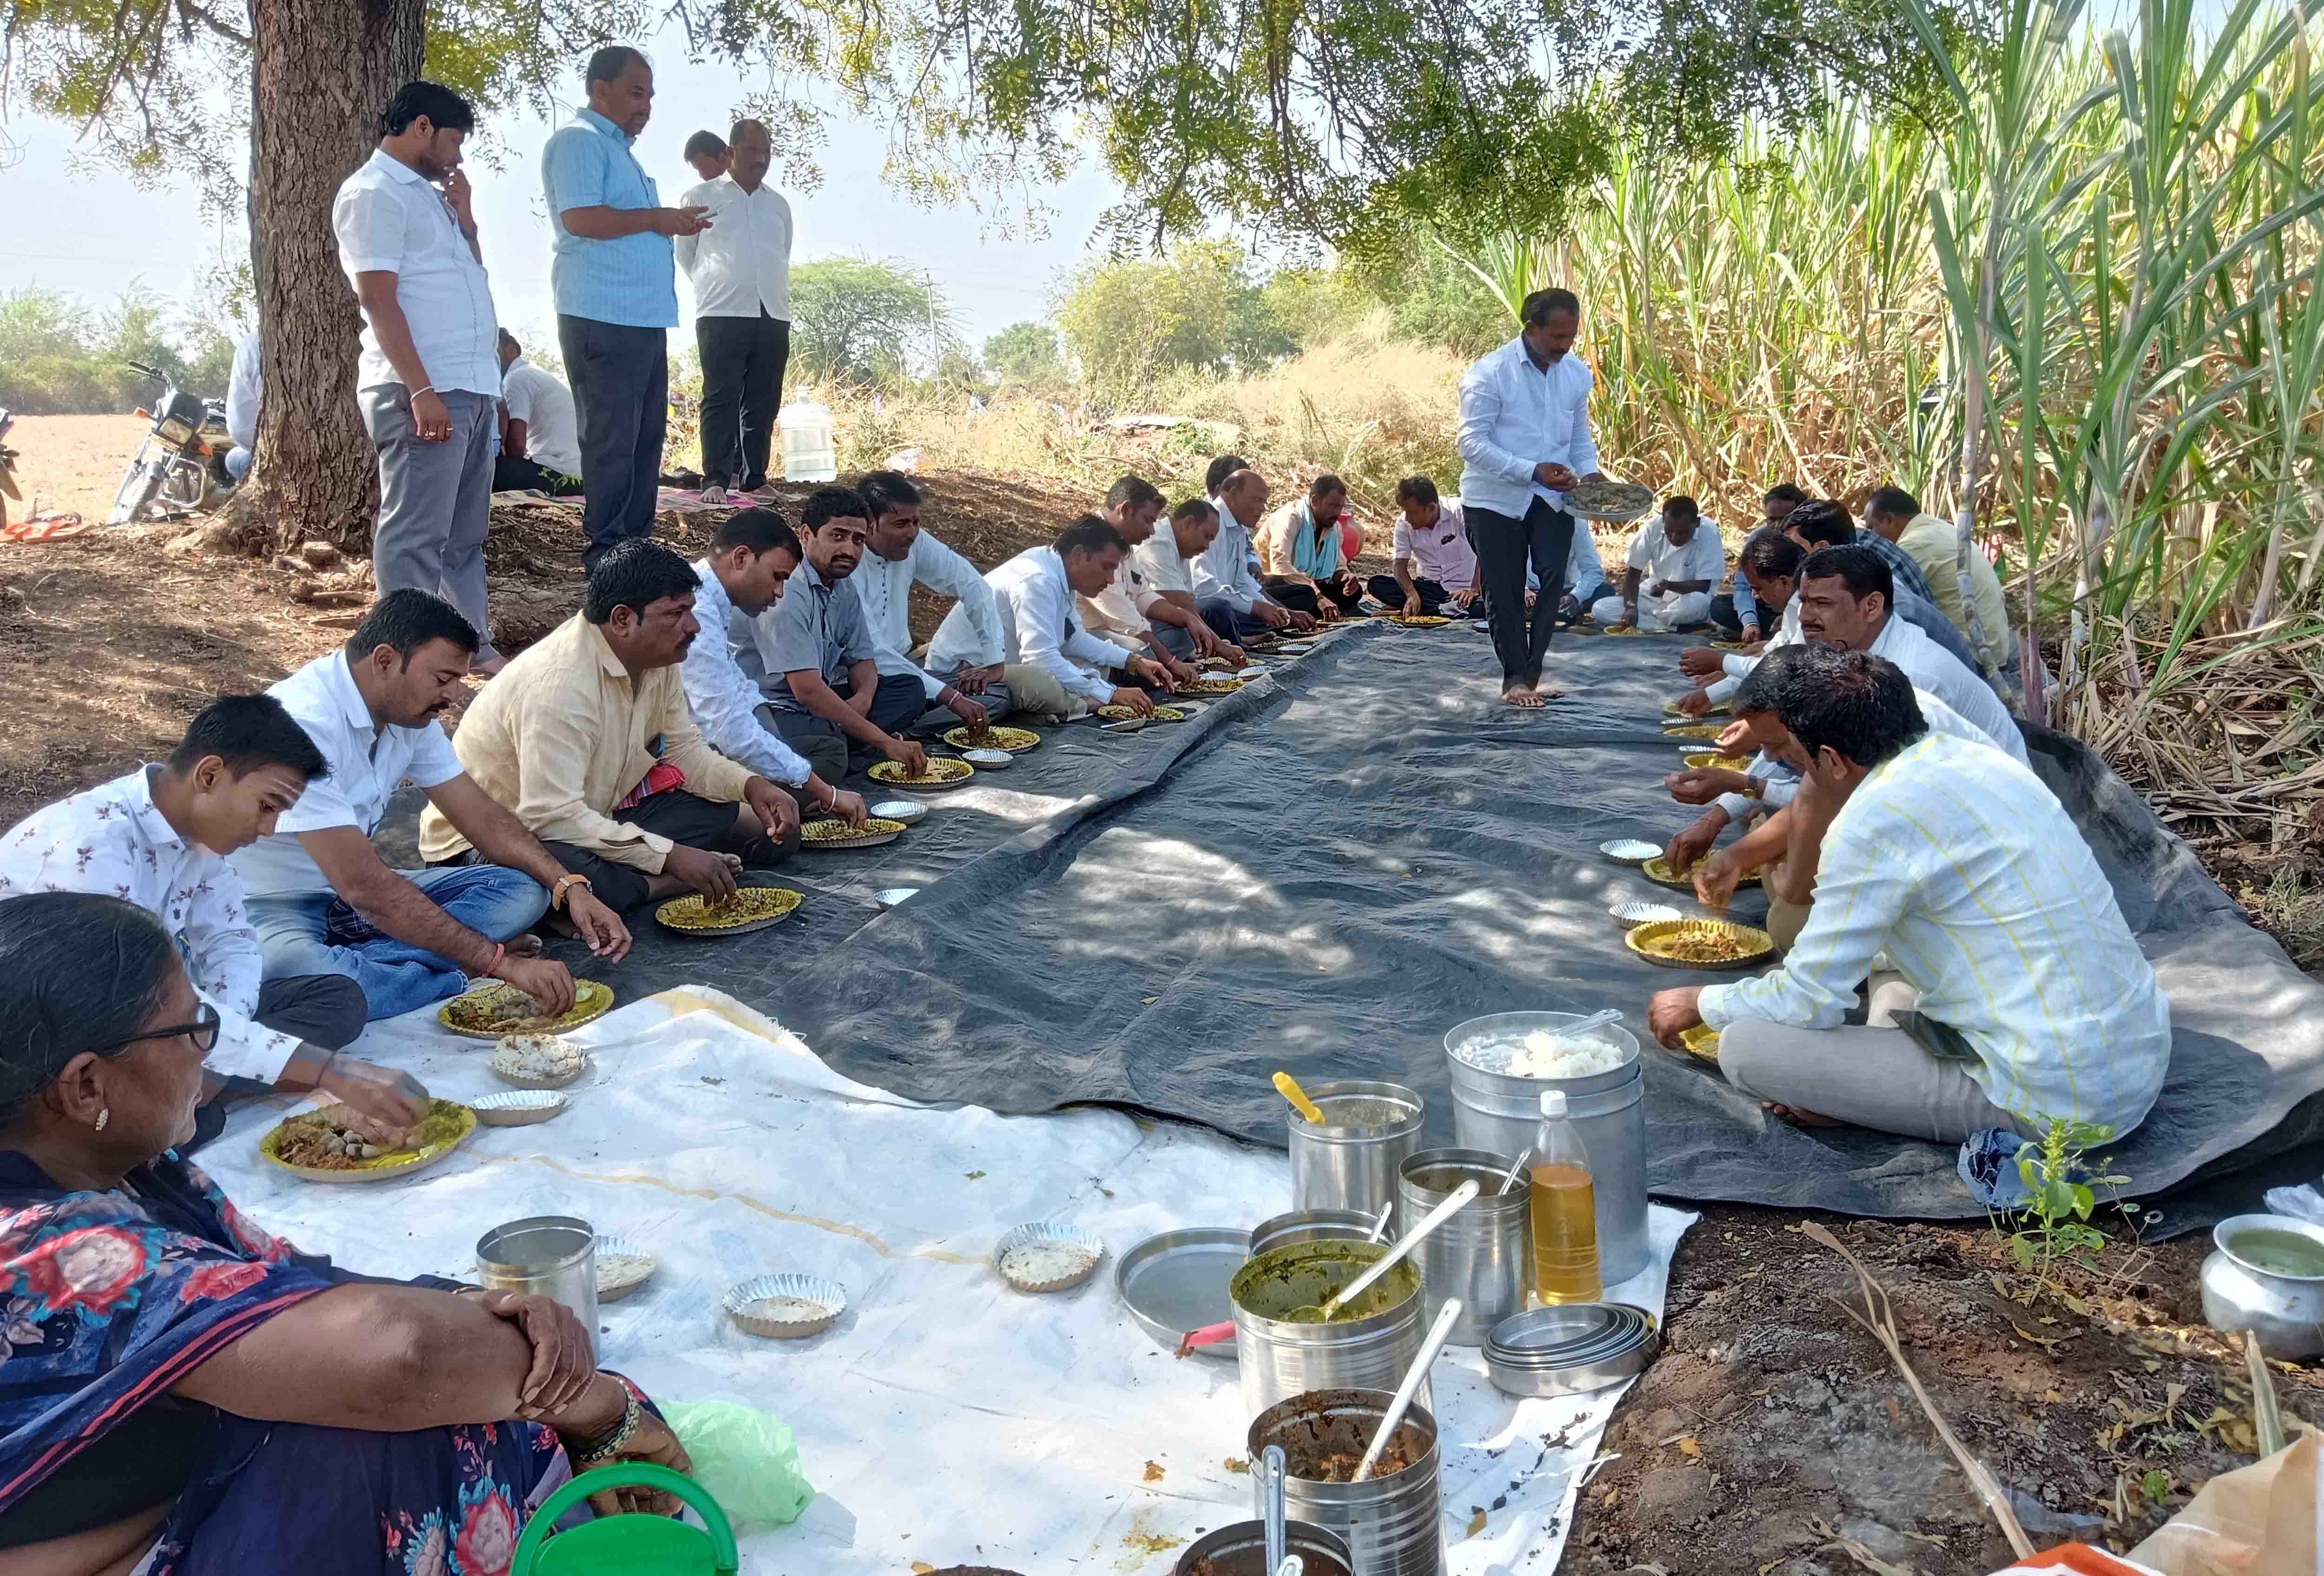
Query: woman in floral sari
[{"left": 0, "top": 893, "right": 688, "bottom": 1576}]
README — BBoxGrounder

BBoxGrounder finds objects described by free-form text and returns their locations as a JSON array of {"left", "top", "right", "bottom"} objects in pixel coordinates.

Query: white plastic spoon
[
  {"left": 1298, "top": 1180, "right": 1479, "bottom": 1321},
  {"left": 1354, "top": 1298, "right": 1465, "bottom": 1482}
]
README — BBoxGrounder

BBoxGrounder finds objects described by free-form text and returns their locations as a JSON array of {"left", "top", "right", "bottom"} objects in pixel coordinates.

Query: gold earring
[{"left": 94, "top": 1109, "right": 109, "bottom": 1132}]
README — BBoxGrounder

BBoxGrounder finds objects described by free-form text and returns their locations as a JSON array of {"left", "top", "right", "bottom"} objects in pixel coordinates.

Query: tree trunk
[{"left": 234, "top": 0, "right": 423, "bottom": 553}]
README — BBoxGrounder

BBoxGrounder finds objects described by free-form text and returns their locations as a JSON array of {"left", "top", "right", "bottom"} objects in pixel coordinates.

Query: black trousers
[
  {"left": 696, "top": 311, "right": 791, "bottom": 490},
  {"left": 1365, "top": 574, "right": 1469, "bottom": 613},
  {"left": 559, "top": 315, "right": 668, "bottom": 571},
  {"left": 525, "top": 788, "right": 797, "bottom": 913},
  {"left": 492, "top": 454, "right": 578, "bottom": 495},
  {"left": 1710, "top": 591, "right": 1782, "bottom": 636},
  {"left": 185, "top": 973, "right": 371, "bottom": 1154},
  {"left": 1469, "top": 497, "right": 1576, "bottom": 684},
  {"left": 1262, "top": 576, "right": 1363, "bottom": 617}
]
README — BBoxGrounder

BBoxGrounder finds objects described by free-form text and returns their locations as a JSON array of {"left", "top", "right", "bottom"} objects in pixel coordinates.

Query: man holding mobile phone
[{"left": 332, "top": 80, "right": 508, "bottom": 673}]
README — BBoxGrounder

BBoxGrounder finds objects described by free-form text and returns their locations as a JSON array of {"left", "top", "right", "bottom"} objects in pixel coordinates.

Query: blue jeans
[{"left": 245, "top": 865, "right": 551, "bottom": 1021}]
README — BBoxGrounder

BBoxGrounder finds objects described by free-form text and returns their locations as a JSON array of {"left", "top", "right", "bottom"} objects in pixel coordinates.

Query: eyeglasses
[{"left": 93, "top": 1002, "right": 221, "bottom": 1057}]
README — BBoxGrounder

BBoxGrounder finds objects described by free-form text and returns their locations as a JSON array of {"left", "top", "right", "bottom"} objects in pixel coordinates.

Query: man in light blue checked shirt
[
  {"left": 1456, "top": 287, "right": 1607, "bottom": 709},
  {"left": 542, "top": 46, "right": 711, "bottom": 570},
  {"left": 1649, "top": 649, "right": 2170, "bottom": 1146}
]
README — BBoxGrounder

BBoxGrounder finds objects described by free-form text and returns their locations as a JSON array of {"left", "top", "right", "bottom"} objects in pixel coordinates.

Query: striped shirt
[
  {"left": 1699, "top": 733, "right": 2172, "bottom": 1137},
  {"left": 541, "top": 108, "right": 678, "bottom": 328}
]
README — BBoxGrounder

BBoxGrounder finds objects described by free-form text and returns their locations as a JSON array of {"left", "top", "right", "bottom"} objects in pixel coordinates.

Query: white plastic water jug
[{"left": 779, "top": 403, "right": 838, "bottom": 483}]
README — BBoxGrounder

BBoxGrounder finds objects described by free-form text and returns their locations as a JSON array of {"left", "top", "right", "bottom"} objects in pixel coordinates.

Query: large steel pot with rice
[
  {"left": 1229, "top": 1238, "right": 1427, "bottom": 1424},
  {"left": 1247, "top": 1388, "right": 1445, "bottom": 1576},
  {"left": 1443, "top": 1011, "right": 1649, "bottom": 1285}
]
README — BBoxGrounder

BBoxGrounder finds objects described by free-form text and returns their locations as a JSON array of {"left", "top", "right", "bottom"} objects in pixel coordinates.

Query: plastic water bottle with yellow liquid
[{"left": 1529, "top": 1089, "right": 1603, "bottom": 1305}]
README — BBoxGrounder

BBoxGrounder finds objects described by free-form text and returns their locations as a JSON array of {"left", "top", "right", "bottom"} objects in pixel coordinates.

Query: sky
[{"left": 0, "top": 48, "right": 1125, "bottom": 354}]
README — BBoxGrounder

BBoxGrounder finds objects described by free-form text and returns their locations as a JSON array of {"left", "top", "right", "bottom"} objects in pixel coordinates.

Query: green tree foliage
[
  {"left": 788, "top": 258, "right": 951, "bottom": 386},
  {"left": 0, "top": 287, "right": 238, "bottom": 414},
  {"left": 1056, "top": 239, "right": 1301, "bottom": 395},
  {"left": 983, "top": 321, "right": 1065, "bottom": 387}
]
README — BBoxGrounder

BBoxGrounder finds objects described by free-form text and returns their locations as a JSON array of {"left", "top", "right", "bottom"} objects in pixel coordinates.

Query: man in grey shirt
[{"left": 752, "top": 486, "right": 931, "bottom": 785}]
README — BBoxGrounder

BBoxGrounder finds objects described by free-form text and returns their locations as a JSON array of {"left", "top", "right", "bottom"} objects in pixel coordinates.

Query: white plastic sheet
[{"left": 200, "top": 987, "right": 1692, "bottom": 1574}]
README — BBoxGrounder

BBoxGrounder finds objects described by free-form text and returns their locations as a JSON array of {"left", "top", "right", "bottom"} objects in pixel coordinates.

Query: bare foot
[
  {"left": 506, "top": 932, "right": 545, "bottom": 959},
  {"left": 1503, "top": 687, "right": 1547, "bottom": 709},
  {"left": 1763, "top": 1101, "right": 1845, "bottom": 1128}
]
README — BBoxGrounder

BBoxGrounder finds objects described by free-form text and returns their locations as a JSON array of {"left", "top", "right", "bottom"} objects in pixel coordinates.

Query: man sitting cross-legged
[
  {"left": 1259, "top": 474, "right": 1365, "bottom": 622},
  {"left": 680, "top": 506, "right": 868, "bottom": 826},
  {"left": 1592, "top": 495, "right": 1724, "bottom": 630},
  {"left": 0, "top": 695, "right": 429, "bottom": 1149},
  {"left": 1076, "top": 475, "right": 1200, "bottom": 689},
  {"left": 1670, "top": 527, "right": 1801, "bottom": 717},
  {"left": 1199, "top": 467, "right": 1313, "bottom": 641},
  {"left": 931, "top": 516, "right": 1172, "bottom": 720},
  {"left": 420, "top": 540, "right": 804, "bottom": 913},
  {"left": 1649, "top": 650, "right": 2170, "bottom": 1143},
  {"left": 1367, "top": 476, "right": 1480, "bottom": 617},
  {"left": 235, "top": 591, "right": 629, "bottom": 1022},
  {"left": 1133, "top": 498, "right": 1248, "bottom": 669},
  {"left": 751, "top": 485, "right": 931, "bottom": 785},
  {"left": 854, "top": 470, "right": 1035, "bottom": 734}
]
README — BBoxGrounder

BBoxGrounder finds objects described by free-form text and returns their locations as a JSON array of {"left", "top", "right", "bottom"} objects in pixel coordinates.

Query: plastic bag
[{"left": 659, "top": 1398, "right": 815, "bottom": 1532}]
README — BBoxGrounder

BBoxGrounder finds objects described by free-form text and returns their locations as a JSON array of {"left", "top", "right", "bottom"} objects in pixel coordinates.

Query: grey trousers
[
  {"left": 186, "top": 972, "right": 371, "bottom": 1155},
  {"left": 1715, "top": 975, "right": 2038, "bottom": 1142},
  {"left": 359, "top": 385, "right": 499, "bottom": 660}
]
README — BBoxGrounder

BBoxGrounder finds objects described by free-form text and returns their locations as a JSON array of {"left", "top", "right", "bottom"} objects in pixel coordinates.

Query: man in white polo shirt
[
  {"left": 493, "top": 329, "right": 582, "bottom": 491},
  {"left": 1594, "top": 496, "right": 1725, "bottom": 630},
  {"left": 931, "top": 517, "right": 1170, "bottom": 718},
  {"left": 234, "top": 591, "right": 631, "bottom": 1023},
  {"left": 675, "top": 117, "right": 793, "bottom": 503},
  {"left": 1134, "top": 497, "right": 1247, "bottom": 665},
  {"left": 331, "top": 80, "right": 506, "bottom": 669}
]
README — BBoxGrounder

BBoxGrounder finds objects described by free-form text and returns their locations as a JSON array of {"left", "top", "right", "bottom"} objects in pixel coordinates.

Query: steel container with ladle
[
  {"left": 1230, "top": 1238, "right": 1427, "bottom": 1424},
  {"left": 1248, "top": 1388, "right": 1445, "bottom": 1576},
  {"left": 1443, "top": 1012, "right": 1649, "bottom": 1285},
  {"left": 1396, "top": 1149, "right": 1530, "bottom": 1344},
  {"left": 1288, "top": 1081, "right": 1424, "bottom": 1238}
]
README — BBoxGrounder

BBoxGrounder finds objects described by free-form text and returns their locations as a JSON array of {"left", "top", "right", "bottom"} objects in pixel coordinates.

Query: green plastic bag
[{"left": 659, "top": 1399, "right": 815, "bottom": 1532}]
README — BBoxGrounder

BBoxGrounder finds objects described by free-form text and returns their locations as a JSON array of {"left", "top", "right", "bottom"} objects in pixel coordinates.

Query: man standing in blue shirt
[
  {"left": 1456, "top": 288, "right": 1607, "bottom": 709},
  {"left": 541, "top": 46, "right": 711, "bottom": 569}
]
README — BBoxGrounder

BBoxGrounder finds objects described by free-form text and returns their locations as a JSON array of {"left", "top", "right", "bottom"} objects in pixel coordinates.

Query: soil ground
[{"left": 4, "top": 414, "right": 2315, "bottom": 1570}]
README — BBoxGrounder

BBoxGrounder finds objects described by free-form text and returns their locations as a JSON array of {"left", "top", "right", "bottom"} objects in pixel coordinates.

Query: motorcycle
[
  {"left": 0, "top": 410, "right": 18, "bottom": 531},
  {"left": 107, "top": 362, "right": 235, "bottom": 526}
]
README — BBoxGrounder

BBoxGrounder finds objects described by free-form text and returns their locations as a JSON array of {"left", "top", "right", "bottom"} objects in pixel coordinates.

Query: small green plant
[{"left": 2009, "top": 1118, "right": 2133, "bottom": 1294}]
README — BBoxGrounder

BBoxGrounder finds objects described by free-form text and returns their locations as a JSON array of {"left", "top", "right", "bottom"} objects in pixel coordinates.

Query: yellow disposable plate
[
  {"left": 867, "top": 757, "right": 976, "bottom": 789},
  {"left": 1625, "top": 918, "right": 1777, "bottom": 972},
  {"left": 1181, "top": 677, "right": 1245, "bottom": 695},
  {"left": 940, "top": 725, "right": 1041, "bottom": 753},
  {"left": 1661, "top": 722, "right": 1726, "bottom": 741},
  {"left": 1640, "top": 856, "right": 1762, "bottom": 892},
  {"left": 1385, "top": 615, "right": 1451, "bottom": 629},
  {"left": 1677, "top": 1023, "right": 1723, "bottom": 1061},
  {"left": 1682, "top": 753, "right": 1756, "bottom": 772},
  {"left": 1664, "top": 699, "right": 1731, "bottom": 717},
  {"left": 654, "top": 885, "right": 806, "bottom": 936},
  {"left": 439, "top": 980, "right": 614, "bottom": 1040},
  {"left": 799, "top": 817, "right": 908, "bottom": 850},
  {"left": 261, "top": 1099, "right": 476, "bottom": 1184},
  {"left": 1098, "top": 704, "right": 1188, "bottom": 722}
]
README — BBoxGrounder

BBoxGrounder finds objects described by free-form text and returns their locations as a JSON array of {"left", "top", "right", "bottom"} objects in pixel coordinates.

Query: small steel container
[
  {"left": 1172, "top": 1519, "right": 1354, "bottom": 1576},
  {"left": 1249, "top": 1208, "right": 1378, "bottom": 1258},
  {"left": 1289, "top": 1080, "right": 1424, "bottom": 1237},
  {"left": 2199, "top": 1213, "right": 2324, "bottom": 1359},
  {"left": 476, "top": 1215, "right": 600, "bottom": 1358},
  {"left": 1396, "top": 1149, "right": 1530, "bottom": 1345},
  {"left": 1230, "top": 1239, "right": 1427, "bottom": 1424},
  {"left": 1248, "top": 1389, "right": 1444, "bottom": 1576},
  {"left": 1443, "top": 1013, "right": 1649, "bottom": 1285}
]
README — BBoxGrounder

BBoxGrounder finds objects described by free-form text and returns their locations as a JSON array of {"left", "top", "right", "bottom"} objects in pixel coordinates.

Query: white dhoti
[{"left": 1590, "top": 589, "right": 1712, "bottom": 629}]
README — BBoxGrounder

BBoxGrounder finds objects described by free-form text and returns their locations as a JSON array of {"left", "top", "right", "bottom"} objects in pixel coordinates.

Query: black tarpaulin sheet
[{"left": 441, "top": 620, "right": 2324, "bottom": 1220}]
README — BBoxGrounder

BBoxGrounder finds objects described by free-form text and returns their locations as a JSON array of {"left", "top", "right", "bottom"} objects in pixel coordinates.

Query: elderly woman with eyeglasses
[{"left": 0, "top": 892, "right": 688, "bottom": 1576}]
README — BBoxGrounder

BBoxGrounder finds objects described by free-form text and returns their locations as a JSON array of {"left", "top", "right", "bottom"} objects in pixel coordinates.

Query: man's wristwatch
[{"left": 550, "top": 874, "right": 592, "bottom": 911}]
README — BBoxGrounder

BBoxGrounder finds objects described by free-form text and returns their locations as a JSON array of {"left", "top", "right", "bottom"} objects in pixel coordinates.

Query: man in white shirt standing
[
  {"left": 0, "top": 695, "right": 428, "bottom": 1148},
  {"left": 1595, "top": 496, "right": 1725, "bottom": 630},
  {"left": 1456, "top": 287, "right": 1607, "bottom": 707},
  {"left": 223, "top": 327, "right": 261, "bottom": 482},
  {"left": 675, "top": 118, "right": 792, "bottom": 504},
  {"left": 853, "top": 470, "right": 1022, "bottom": 732},
  {"left": 930, "top": 518, "right": 1171, "bottom": 719},
  {"left": 493, "top": 329, "right": 583, "bottom": 492},
  {"left": 331, "top": 80, "right": 506, "bottom": 671}
]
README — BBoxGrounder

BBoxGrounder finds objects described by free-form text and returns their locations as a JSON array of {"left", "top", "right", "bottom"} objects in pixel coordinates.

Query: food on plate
[
  {"left": 799, "top": 817, "right": 906, "bottom": 844},
  {"left": 1678, "top": 1023, "right": 1722, "bottom": 1060},
  {"left": 1565, "top": 477, "right": 1654, "bottom": 518},
  {"left": 440, "top": 979, "right": 613, "bottom": 1035},
  {"left": 268, "top": 1099, "right": 471, "bottom": 1172},
  {"left": 655, "top": 886, "right": 805, "bottom": 928},
  {"left": 941, "top": 724, "right": 1039, "bottom": 752},
  {"left": 1182, "top": 677, "right": 1244, "bottom": 695},
  {"left": 1682, "top": 752, "right": 1756, "bottom": 772},
  {"left": 1661, "top": 722, "right": 1725, "bottom": 740},
  {"left": 492, "top": 1033, "right": 586, "bottom": 1084},
  {"left": 997, "top": 1239, "right": 1101, "bottom": 1291},
  {"left": 743, "top": 1296, "right": 830, "bottom": 1324},
  {"left": 867, "top": 757, "right": 975, "bottom": 787},
  {"left": 1097, "top": 704, "right": 1187, "bottom": 722}
]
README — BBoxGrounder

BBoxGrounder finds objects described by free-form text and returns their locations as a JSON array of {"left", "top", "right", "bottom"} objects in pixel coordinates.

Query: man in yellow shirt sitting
[{"left": 1862, "top": 485, "right": 2018, "bottom": 692}]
